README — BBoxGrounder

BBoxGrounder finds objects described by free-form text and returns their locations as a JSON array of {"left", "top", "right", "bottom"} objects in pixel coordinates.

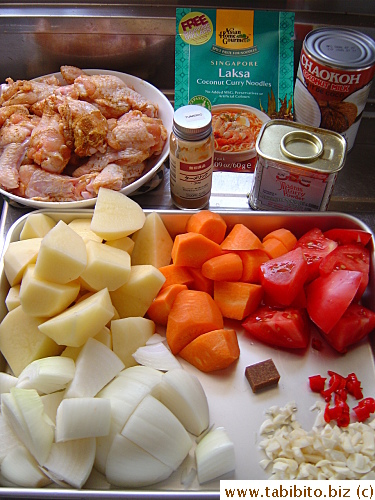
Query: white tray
[{"left": 0, "top": 210, "right": 374, "bottom": 497}]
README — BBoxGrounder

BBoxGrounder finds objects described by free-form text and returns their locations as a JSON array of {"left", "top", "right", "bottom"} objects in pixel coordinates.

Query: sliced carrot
[
  {"left": 220, "top": 224, "right": 263, "bottom": 251},
  {"left": 239, "top": 249, "right": 270, "bottom": 283},
  {"left": 186, "top": 210, "right": 227, "bottom": 244},
  {"left": 214, "top": 281, "right": 263, "bottom": 321},
  {"left": 262, "top": 238, "right": 288, "bottom": 259},
  {"left": 146, "top": 284, "right": 187, "bottom": 326},
  {"left": 263, "top": 228, "right": 297, "bottom": 251},
  {"left": 188, "top": 267, "right": 214, "bottom": 296},
  {"left": 179, "top": 329, "right": 240, "bottom": 373},
  {"left": 202, "top": 253, "right": 243, "bottom": 282},
  {"left": 171, "top": 232, "right": 223, "bottom": 268},
  {"left": 166, "top": 289, "right": 223, "bottom": 354},
  {"left": 159, "top": 264, "right": 194, "bottom": 289}
]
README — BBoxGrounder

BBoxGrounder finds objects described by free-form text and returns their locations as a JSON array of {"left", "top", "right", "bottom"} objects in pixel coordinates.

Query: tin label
[
  {"left": 295, "top": 46, "right": 375, "bottom": 150},
  {"left": 251, "top": 158, "right": 335, "bottom": 211}
]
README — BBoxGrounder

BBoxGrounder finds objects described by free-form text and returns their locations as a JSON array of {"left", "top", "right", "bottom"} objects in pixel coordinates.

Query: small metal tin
[
  {"left": 294, "top": 28, "right": 375, "bottom": 151},
  {"left": 249, "top": 119, "right": 347, "bottom": 212}
]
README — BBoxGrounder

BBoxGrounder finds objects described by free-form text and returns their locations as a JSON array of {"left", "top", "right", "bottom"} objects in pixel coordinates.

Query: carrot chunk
[
  {"left": 214, "top": 281, "right": 263, "bottom": 321},
  {"left": 179, "top": 329, "right": 240, "bottom": 373},
  {"left": 202, "top": 253, "right": 243, "bottom": 282},
  {"left": 263, "top": 228, "right": 297, "bottom": 252},
  {"left": 239, "top": 249, "right": 270, "bottom": 283},
  {"left": 159, "top": 264, "right": 194, "bottom": 289},
  {"left": 147, "top": 284, "right": 187, "bottom": 326},
  {"left": 220, "top": 224, "right": 263, "bottom": 251},
  {"left": 262, "top": 238, "right": 288, "bottom": 259},
  {"left": 186, "top": 210, "right": 227, "bottom": 244},
  {"left": 166, "top": 290, "right": 223, "bottom": 354},
  {"left": 171, "top": 232, "right": 223, "bottom": 268},
  {"left": 188, "top": 267, "right": 214, "bottom": 296}
]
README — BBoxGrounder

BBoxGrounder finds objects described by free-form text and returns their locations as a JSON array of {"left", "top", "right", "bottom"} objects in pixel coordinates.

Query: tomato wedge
[
  {"left": 294, "top": 228, "right": 338, "bottom": 282},
  {"left": 319, "top": 243, "right": 370, "bottom": 300},
  {"left": 323, "top": 228, "right": 372, "bottom": 247},
  {"left": 306, "top": 269, "right": 362, "bottom": 333},
  {"left": 319, "top": 303, "right": 375, "bottom": 353},
  {"left": 259, "top": 247, "right": 308, "bottom": 306},
  {"left": 242, "top": 306, "right": 310, "bottom": 349}
]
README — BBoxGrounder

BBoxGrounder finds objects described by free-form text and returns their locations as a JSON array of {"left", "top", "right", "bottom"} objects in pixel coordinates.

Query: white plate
[{"left": 0, "top": 69, "right": 174, "bottom": 209}]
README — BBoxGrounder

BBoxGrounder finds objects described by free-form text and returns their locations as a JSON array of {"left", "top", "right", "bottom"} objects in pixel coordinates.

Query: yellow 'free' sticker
[{"left": 178, "top": 12, "right": 213, "bottom": 46}]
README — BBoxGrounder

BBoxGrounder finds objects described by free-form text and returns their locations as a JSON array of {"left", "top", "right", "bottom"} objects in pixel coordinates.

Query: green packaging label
[{"left": 175, "top": 8, "right": 294, "bottom": 113}]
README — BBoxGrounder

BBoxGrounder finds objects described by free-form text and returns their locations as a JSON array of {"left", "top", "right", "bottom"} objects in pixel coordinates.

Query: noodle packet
[{"left": 175, "top": 8, "right": 295, "bottom": 172}]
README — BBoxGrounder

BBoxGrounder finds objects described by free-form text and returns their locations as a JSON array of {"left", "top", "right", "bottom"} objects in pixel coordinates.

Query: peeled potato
[
  {"left": 34, "top": 221, "right": 87, "bottom": 285},
  {"left": 91, "top": 188, "right": 146, "bottom": 240},
  {"left": 19, "top": 213, "right": 56, "bottom": 240}
]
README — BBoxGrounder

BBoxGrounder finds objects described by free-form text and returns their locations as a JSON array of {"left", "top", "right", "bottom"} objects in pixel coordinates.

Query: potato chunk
[
  {"left": 68, "top": 218, "right": 103, "bottom": 244},
  {"left": 34, "top": 221, "right": 87, "bottom": 284},
  {"left": 80, "top": 241, "right": 131, "bottom": 292},
  {"left": 19, "top": 264, "right": 80, "bottom": 317},
  {"left": 90, "top": 188, "right": 146, "bottom": 240},
  {"left": 19, "top": 213, "right": 56, "bottom": 240},
  {"left": 110, "top": 265, "right": 165, "bottom": 318},
  {"left": 3, "top": 238, "right": 42, "bottom": 286},
  {"left": 0, "top": 306, "right": 63, "bottom": 376},
  {"left": 131, "top": 212, "right": 173, "bottom": 268},
  {"left": 111, "top": 317, "right": 155, "bottom": 367},
  {"left": 38, "top": 288, "right": 114, "bottom": 347}
]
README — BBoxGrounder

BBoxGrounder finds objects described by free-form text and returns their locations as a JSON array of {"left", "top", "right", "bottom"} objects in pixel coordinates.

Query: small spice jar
[{"left": 169, "top": 105, "right": 214, "bottom": 210}]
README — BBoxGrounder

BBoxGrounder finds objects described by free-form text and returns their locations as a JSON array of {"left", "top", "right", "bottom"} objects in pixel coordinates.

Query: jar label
[{"left": 170, "top": 154, "right": 214, "bottom": 200}]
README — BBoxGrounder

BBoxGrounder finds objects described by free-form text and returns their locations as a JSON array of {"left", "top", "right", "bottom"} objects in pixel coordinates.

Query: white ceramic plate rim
[{"left": 0, "top": 69, "right": 174, "bottom": 209}]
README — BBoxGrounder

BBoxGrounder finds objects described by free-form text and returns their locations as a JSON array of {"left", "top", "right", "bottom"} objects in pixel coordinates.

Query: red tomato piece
[
  {"left": 295, "top": 228, "right": 338, "bottom": 282},
  {"left": 319, "top": 303, "right": 375, "bottom": 353},
  {"left": 323, "top": 228, "right": 372, "bottom": 247},
  {"left": 319, "top": 243, "right": 370, "bottom": 300},
  {"left": 242, "top": 306, "right": 310, "bottom": 349},
  {"left": 259, "top": 247, "right": 308, "bottom": 306},
  {"left": 306, "top": 270, "right": 362, "bottom": 334}
]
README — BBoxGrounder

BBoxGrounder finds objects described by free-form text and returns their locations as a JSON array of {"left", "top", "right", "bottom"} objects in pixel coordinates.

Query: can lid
[
  {"left": 305, "top": 27, "right": 375, "bottom": 69},
  {"left": 256, "top": 119, "right": 347, "bottom": 173},
  {"left": 280, "top": 131, "right": 323, "bottom": 162},
  {"left": 173, "top": 105, "right": 212, "bottom": 141}
]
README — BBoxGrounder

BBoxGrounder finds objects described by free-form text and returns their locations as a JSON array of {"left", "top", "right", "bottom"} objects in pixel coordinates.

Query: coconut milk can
[
  {"left": 294, "top": 27, "right": 375, "bottom": 151},
  {"left": 249, "top": 120, "right": 347, "bottom": 211}
]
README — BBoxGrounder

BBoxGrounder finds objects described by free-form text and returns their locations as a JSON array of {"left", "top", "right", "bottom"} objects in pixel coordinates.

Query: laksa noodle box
[{"left": 175, "top": 8, "right": 295, "bottom": 173}]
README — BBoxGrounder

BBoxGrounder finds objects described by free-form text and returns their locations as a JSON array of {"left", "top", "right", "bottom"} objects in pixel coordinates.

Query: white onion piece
[
  {"left": 159, "top": 368, "right": 209, "bottom": 436},
  {"left": 1, "top": 388, "right": 54, "bottom": 465},
  {"left": 195, "top": 427, "right": 235, "bottom": 484},
  {"left": 42, "top": 437, "right": 96, "bottom": 489},
  {"left": 132, "top": 342, "right": 181, "bottom": 371},
  {"left": 83, "top": 467, "right": 111, "bottom": 490},
  {"left": 16, "top": 356, "right": 75, "bottom": 394},
  {"left": 1, "top": 444, "right": 51, "bottom": 487},
  {"left": 0, "top": 372, "right": 17, "bottom": 394},
  {"left": 146, "top": 333, "right": 167, "bottom": 345},
  {"left": 64, "top": 337, "right": 124, "bottom": 398},
  {"left": 105, "top": 433, "right": 173, "bottom": 487},
  {"left": 0, "top": 413, "right": 23, "bottom": 463},
  {"left": 41, "top": 390, "right": 64, "bottom": 425},
  {"left": 118, "top": 365, "right": 163, "bottom": 398},
  {"left": 121, "top": 394, "right": 192, "bottom": 470},
  {"left": 55, "top": 398, "right": 111, "bottom": 442}
]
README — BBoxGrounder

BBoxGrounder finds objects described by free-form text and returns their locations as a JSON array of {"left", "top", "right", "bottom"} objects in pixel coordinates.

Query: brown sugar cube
[{"left": 245, "top": 358, "right": 280, "bottom": 393}]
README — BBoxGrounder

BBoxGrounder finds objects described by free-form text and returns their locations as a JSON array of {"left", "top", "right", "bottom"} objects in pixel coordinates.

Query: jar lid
[
  {"left": 173, "top": 105, "right": 212, "bottom": 140},
  {"left": 304, "top": 27, "right": 375, "bottom": 69}
]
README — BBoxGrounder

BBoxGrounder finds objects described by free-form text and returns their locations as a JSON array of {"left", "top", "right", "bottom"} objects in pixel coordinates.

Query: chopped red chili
[{"left": 309, "top": 375, "right": 326, "bottom": 393}]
